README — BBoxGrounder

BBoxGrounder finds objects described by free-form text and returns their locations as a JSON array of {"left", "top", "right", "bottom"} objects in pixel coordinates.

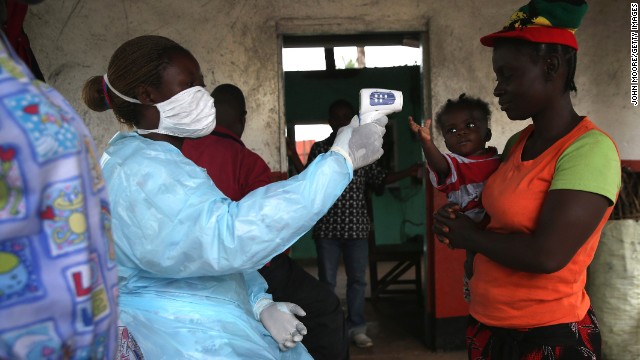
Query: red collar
[{"left": 210, "top": 125, "right": 244, "bottom": 147}]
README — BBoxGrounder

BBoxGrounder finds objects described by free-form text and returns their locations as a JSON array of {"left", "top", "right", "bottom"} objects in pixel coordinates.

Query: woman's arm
[
  {"left": 243, "top": 270, "right": 272, "bottom": 318},
  {"left": 106, "top": 145, "right": 353, "bottom": 278},
  {"left": 434, "top": 190, "right": 610, "bottom": 273},
  {"left": 435, "top": 128, "right": 620, "bottom": 274}
]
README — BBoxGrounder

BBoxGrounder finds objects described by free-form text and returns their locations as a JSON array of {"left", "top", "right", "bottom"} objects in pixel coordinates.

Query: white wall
[{"left": 24, "top": 0, "right": 639, "bottom": 170}]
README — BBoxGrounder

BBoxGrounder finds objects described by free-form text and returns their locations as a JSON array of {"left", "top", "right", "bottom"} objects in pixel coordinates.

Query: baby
[{"left": 409, "top": 94, "right": 500, "bottom": 302}]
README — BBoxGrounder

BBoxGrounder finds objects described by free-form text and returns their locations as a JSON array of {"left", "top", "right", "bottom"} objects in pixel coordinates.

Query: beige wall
[{"left": 24, "top": 0, "right": 638, "bottom": 170}]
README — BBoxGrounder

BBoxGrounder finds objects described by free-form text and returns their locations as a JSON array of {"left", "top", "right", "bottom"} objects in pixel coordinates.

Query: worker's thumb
[{"left": 286, "top": 303, "right": 306, "bottom": 317}]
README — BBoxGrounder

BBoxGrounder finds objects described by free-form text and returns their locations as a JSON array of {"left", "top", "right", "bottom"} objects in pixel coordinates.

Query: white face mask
[
  {"left": 137, "top": 86, "right": 216, "bottom": 138},
  {"left": 103, "top": 75, "right": 216, "bottom": 138}
]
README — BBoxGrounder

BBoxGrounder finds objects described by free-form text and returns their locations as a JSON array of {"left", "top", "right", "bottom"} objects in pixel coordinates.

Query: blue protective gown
[{"left": 100, "top": 132, "right": 352, "bottom": 359}]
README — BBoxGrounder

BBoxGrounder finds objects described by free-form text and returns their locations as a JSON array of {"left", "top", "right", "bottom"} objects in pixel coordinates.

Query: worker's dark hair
[
  {"left": 82, "top": 35, "right": 192, "bottom": 127},
  {"left": 434, "top": 93, "right": 491, "bottom": 132},
  {"left": 495, "top": 38, "right": 578, "bottom": 93}
]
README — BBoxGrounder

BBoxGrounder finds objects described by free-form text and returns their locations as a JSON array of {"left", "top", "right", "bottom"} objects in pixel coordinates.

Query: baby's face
[{"left": 440, "top": 109, "right": 489, "bottom": 157}]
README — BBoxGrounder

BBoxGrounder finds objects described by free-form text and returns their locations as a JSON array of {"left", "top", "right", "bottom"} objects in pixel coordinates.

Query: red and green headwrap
[{"left": 480, "top": 0, "right": 588, "bottom": 51}]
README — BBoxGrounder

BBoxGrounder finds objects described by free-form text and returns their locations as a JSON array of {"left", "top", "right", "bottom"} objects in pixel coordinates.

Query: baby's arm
[{"left": 409, "top": 117, "right": 450, "bottom": 183}]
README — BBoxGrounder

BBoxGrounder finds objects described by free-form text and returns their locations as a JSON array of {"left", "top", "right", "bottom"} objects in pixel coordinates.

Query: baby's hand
[{"left": 409, "top": 117, "right": 432, "bottom": 144}]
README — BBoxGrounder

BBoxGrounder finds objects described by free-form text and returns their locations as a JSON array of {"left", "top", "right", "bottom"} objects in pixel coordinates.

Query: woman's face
[
  {"left": 154, "top": 52, "right": 205, "bottom": 103},
  {"left": 492, "top": 44, "right": 548, "bottom": 121}
]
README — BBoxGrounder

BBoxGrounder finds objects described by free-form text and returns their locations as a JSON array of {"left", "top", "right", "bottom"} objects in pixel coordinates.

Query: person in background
[
  {"left": 182, "top": 83, "right": 349, "bottom": 360},
  {"left": 433, "top": 1, "right": 621, "bottom": 358},
  {"left": 83, "top": 35, "right": 387, "bottom": 359},
  {"left": 1, "top": 0, "right": 45, "bottom": 81},
  {"left": 0, "top": 7, "right": 118, "bottom": 359},
  {"left": 292, "top": 99, "right": 418, "bottom": 348},
  {"left": 409, "top": 93, "right": 500, "bottom": 302}
]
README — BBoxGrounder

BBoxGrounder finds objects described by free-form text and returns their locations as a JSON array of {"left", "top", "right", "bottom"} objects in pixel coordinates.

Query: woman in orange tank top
[{"left": 433, "top": 1, "right": 621, "bottom": 359}]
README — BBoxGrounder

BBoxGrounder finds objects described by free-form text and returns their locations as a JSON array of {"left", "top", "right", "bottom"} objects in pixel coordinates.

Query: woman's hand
[
  {"left": 433, "top": 191, "right": 612, "bottom": 273},
  {"left": 433, "top": 203, "right": 478, "bottom": 250}
]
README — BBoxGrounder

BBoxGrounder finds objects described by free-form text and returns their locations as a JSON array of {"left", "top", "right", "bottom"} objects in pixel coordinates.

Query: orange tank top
[{"left": 470, "top": 118, "right": 618, "bottom": 328}]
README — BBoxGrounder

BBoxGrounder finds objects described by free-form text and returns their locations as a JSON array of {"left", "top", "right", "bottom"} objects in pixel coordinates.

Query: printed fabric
[
  {"left": 0, "top": 33, "right": 118, "bottom": 359},
  {"left": 307, "top": 135, "right": 386, "bottom": 240},
  {"left": 465, "top": 307, "right": 601, "bottom": 360}
]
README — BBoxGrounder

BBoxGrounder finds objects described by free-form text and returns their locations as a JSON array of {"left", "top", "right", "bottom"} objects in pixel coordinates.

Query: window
[
  {"left": 282, "top": 48, "right": 326, "bottom": 71},
  {"left": 282, "top": 33, "right": 421, "bottom": 72},
  {"left": 334, "top": 46, "right": 421, "bottom": 69}
]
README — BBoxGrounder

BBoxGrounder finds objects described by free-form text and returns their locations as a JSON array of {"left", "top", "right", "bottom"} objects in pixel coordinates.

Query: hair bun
[{"left": 82, "top": 75, "right": 110, "bottom": 112}]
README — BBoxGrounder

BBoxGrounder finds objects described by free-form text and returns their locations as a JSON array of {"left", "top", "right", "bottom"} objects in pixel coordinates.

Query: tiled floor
[{"left": 301, "top": 261, "right": 466, "bottom": 360}]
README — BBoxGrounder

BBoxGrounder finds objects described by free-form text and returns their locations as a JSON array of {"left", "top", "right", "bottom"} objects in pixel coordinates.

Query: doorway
[
  {"left": 281, "top": 32, "right": 426, "bottom": 256},
  {"left": 278, "top": 30, "right": 436, "bottom": 351}
]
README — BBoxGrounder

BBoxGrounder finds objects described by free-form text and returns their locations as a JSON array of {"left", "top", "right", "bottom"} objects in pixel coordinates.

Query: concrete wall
[{"left": 24, "top": 0, "right": 639, "bottom": 169}]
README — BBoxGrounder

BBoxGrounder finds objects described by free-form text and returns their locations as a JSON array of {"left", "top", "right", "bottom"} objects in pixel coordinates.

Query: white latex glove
[
  {"left": 330, "top": 114, "right": 388, "bottom": 170},
  {"left": 257, "top": 299, "right": 307, "bottom": 351}
]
